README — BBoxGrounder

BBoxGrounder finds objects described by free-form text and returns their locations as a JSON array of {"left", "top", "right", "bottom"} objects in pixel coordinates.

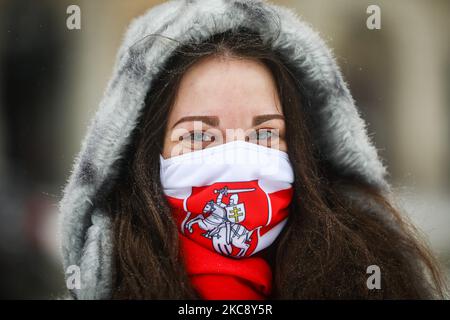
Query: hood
[{"left": 59, "top": 0, "right": 388, "bottom": 299}]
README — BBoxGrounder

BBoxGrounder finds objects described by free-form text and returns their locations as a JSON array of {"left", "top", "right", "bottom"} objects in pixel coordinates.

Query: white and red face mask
[{"left": 160, "top": 140, "right": 294, "bottom": 259}]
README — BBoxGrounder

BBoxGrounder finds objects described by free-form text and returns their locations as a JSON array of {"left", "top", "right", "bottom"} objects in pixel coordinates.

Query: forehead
[{"left": 169, "top": 55, "right": 282, "bottom": 121}]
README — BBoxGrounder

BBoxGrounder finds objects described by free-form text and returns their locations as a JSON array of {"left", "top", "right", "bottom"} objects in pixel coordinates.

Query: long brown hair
[{"left": 103, "top": 29, "right": 447, "bottom": 299}]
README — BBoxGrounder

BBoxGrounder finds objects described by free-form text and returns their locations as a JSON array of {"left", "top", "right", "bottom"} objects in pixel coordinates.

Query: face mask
[{"left": 160, "top": 140, "right": 294, "bottom": 258}]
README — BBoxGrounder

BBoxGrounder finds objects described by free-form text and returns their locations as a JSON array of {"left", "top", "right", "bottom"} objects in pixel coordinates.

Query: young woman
[{"left": 59, "top": 0, "right": 446, "bottom": 299}]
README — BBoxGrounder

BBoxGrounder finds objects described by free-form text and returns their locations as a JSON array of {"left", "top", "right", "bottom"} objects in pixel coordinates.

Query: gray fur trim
[{"left": 59, "top": 0, "right": 388, "bottom": 299}]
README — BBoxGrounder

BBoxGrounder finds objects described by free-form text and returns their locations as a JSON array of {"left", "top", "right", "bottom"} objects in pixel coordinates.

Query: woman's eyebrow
[
  {"left": 171, "top": 115, "right": 219, "bottom": 129},
  {"left": 252, "top": 114, "right": 285, "bottom": 126}
]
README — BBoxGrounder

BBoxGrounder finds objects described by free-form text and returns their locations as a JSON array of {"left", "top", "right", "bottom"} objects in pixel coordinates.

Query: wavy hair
[{"left": 102, "top": 29, "right": 446, "bottom": 299}]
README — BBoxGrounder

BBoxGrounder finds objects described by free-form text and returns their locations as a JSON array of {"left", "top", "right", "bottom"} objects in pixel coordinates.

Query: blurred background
[{"left": 0, "top": 0, "right": 448, "bottom": 299}]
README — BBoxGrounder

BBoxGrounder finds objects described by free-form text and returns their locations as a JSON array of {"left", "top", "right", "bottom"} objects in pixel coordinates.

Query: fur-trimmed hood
[{"left": 59, "top": 0, "right": 388, "bottom": 299}]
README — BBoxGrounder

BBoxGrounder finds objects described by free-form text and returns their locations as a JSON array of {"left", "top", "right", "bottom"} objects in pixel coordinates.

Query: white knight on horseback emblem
[{"left": 184, "top": 186, "right": 257, "bottom": 257}]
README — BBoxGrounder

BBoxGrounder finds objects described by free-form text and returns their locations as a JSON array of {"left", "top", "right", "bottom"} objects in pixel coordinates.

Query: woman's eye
[
  {"left": 254, "top": 129, "right": 278, "bottom": 141},
  {"left": 180, "top": 131, "right": 215, "bottom": 143},
  {"left": 192, "top": 132, "right": 214, "bottom": 142},
  {"left": 246, "top": 129, "right": 280, "bottom": 147},
  {"left": 256, "top": 130, "right": 273, "bottom": 140}
]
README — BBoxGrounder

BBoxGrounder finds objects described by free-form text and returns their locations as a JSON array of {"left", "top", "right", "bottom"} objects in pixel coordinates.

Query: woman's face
[{"left": 162, "top": 55, "right": 287, "bottom": 159}]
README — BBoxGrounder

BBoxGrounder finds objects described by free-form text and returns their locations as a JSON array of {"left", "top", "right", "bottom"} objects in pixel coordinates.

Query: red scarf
[
  {"left": 160, "top": 141, "right": 294, "bottom": 299},
  {"left": 180, "top": 231, "right": 272, "bottom": 299}
]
